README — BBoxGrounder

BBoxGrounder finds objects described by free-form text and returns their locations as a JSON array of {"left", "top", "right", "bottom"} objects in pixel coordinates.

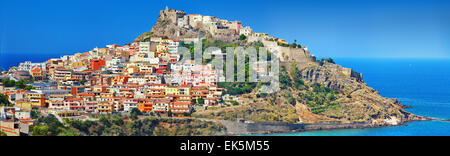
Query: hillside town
[
  {"left": 0, "top": 7, "right": 316, "bottom": 136},
  {"left": 0, "top": 37, "right": 223, "bottom": 135}
]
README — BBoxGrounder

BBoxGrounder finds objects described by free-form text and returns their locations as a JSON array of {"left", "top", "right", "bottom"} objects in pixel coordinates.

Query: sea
[
  {"left": 1, "top": 54, "right": 449, "bottom": 136},
  {"left": 0, "top": 52, "right": 73, "bottom": 71}
]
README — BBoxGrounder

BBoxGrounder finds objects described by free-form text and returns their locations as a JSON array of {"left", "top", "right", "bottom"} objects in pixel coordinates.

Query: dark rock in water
[{"left": 393, "top": 98, "right": 413, "bottom": 109}]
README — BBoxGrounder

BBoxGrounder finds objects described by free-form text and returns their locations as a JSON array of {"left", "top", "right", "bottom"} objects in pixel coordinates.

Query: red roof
[
  {"left": 78, "top": 93, "right": 95, "bottom": 96},
  {"left": 31, "top": 67, "right": 43, "bottom": 73},
  {"left": 152, "top": 84, "right": 168, "bottom": 86},
  {"left": 65, "top": 98, "right": 83, "bottom": 101}
]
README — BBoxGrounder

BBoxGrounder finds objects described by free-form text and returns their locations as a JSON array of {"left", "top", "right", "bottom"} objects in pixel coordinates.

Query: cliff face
[
  {"left": 297, "top": 62, "right": 423, "bottom": 124},
  {"left": 194, "top": 61, "right": 425, "bottom": 125},
  {"left": 300, "top": 62, "right": 363, "bottom": 92}
]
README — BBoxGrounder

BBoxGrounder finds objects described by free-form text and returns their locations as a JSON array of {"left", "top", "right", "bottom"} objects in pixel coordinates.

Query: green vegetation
[
  {"left": 0, "top": 93, "right": 11, "bottom": 106},
  {"left": 279, "top": 63, "right": 341, "bottom": 114},
  {"left": 239, "top": 34, "right": 247, "bottom": 41},
  {"left": 278, "top": 42, "right": 289, "bottom": 47},
  {"left": 29, "top": 114, "right": 225, "bottom": 136},
  {"left": 298, "top": 83, "right": 340, "bottom": 114},
  {"left": 289, "top": 62, "right": 306, "bottom": 90},
  {"left": 30, "top": 110, "right": 41, "bottom": 119},
  {"left": 196, "top": 97, "right": 205, "bottom": 106},
  {"left": 1, "top": 79, "right": 34, "bottom": 90},
  {"left": 219, "top": 82, "right": 257, "bottom": 95},
  {"left": 0, "top": 131, "right": 7, "bottom": 136},
  {"left": 320, "top": 58, "right": 336, "bottom": 64},
  {"left": 30, "top": 114, "right": 70, "bottom": 136},
  {"left": 80, "top": 79, "right": 88, "bottom": 85},
  {"left": 130, "top": 108, "right": 142, "bottom": 120}
]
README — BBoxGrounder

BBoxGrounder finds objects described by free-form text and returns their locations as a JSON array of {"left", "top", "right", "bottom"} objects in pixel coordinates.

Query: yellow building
[
  {"left": 98, "top": 101, "right": 114, "bottom": 114},
  {"left": 156, "top": 44, "right": 168, "bottom": 53},
  {"left": 69, "top": 62, "right": 86, "bottom": 69},
  {"left": 26, "top": 92, "right": 46, "bottom": 108},
  {"left": 126, "top": 65, "right": 140, "bottom": 75},
  {"left": 178, "top": 85, "right": 191, "bottom": 95},
  {"left": 165, "top": 87, "right": 179, "bottom": 95},
  {"left": 15, "top": 99, "right": 32, "bottom": 111}
]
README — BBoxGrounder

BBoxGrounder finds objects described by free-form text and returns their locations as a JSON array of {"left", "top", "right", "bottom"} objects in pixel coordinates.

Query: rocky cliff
[
  {"left": 297, "top": 62, "right": 425, "bottom": 124},
  {"left": 194, "top": 60, "right": 427, "bottom": 125}
]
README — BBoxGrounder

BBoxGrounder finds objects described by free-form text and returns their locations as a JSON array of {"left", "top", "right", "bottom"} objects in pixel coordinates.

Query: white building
[
  {"left": 139, "top": 42, "right": 151, "bottom": 55},
  {"left": 240, "top": 26, "right": 253, "bottom": 36},
  {"left": 123, "top": 99, "right": 138, "bottom": 113},
  {"left": 18, "top": 61, "right": 46, "bottom": 72}
]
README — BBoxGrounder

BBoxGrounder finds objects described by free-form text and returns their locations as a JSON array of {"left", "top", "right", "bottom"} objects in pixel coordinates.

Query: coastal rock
[{"left": 297, "top": 61, "right": 422, "bottom": 124}]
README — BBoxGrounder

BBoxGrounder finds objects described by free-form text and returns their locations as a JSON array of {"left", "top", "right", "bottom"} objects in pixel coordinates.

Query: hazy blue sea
[
  {"left": 0, "top": 53, "right": 70, "bottom": 71},
  {"left": 265, "top": 58, "right": 450, "bottom": 136}
]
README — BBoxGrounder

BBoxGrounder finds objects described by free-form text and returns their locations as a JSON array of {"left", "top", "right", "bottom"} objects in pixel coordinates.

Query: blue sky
[{"left": 1, "top": 0, "right": 450, "bottom": 58}]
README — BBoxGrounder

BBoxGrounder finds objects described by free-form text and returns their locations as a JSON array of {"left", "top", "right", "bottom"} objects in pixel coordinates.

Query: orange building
[
  {"left": 137, "top": 99, "right": 153, "bottom": 113},
  {"left": 31, "top": 67, "right": 44, "bottom": 81},
  {"left": 89, "top": 59, "right": 106, "bottom": 70}
]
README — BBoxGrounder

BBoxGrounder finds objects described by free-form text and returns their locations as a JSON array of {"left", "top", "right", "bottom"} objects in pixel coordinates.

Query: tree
[
  {"left": 24, "top": 85, "right": 34, "bottom": 91},
  {"left": 197, "top": 97, "right": 205, "bottom": 106},
  {"left": 239, "top": 34, "right": 247, "bottom": 41},
  {"left": 290, "top": 62, "right": 305, "bottom": 90},
  {"left": 130, "top": 108, "right": 141, "bottom": 120},
  {"left": 290, "top": 39, "right": 298, "bottom": 48},
  {"left": 80, "top": 79, "right": 88, "bottom": 85},
  {"left": 320, "top": 58, "right": 335, "bottom": 64},
  {"left": 0, "top": 93, "right": 11, "bottom": 106}
]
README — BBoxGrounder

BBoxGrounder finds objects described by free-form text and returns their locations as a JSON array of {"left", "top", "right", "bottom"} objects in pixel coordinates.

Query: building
[
  {"left": 98, "top": 101, "right": 114, "bottom": 114},
  {"left": 137, "top": 99, "right": 153, "bottom": 113},
  {"left": 26, "top": 91, "right": 46, "bottom": 108},
  {"left": 85, "top": 101, "right": 98, "bottom": 113},
  {"left": 169, "top": 101, "right": 192, "bottom": 116},
  {"left": 89, "top": 59, "right": 106, "bottom": 70},
  {"left": 15, "top": 99, "right": 32, "bottom": 111},
  {"left": 13, "top": 71, "right": 32, "bottom": 80},
  {"left": 64, "top": 98, "right": 84, "bottom": 111},
  {"left": 31, "top": 67, "right": 45, "bottom": 81},
  {"left": 52, "top": 68, "right": 72, "bottom": 81},
  {"left": 153, "top": 100, "right": 170, "bottom": 113},
  {"left": 239, "top": 26, "right": 253, "bottom": 36},
  {"left": 139, "top": 42, "right": 151, "bottom": 54},
  {"left": 18, "top": 61, "right": 45, "bottom": 72},
  {"left": 123, "top": 99, "right": 138, "bottom": 112}
]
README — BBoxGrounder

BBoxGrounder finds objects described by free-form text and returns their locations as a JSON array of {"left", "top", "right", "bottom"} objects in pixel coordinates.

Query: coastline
[{"left": 204, "top": 117, "right": 434, "bottom": 136}]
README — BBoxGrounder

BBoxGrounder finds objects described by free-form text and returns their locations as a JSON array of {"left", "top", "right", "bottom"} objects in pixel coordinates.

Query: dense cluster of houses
[{"left": 0, "top": 36, "right": 235, "bottom": 121}]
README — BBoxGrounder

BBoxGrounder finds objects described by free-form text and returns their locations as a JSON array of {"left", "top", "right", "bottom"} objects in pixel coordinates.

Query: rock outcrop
[
  {"left": 297, "top": 61, "right": 424, "bottom": 124},
  {"left": 135, "top": 7, "right": 201, "bottom": 41}
]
